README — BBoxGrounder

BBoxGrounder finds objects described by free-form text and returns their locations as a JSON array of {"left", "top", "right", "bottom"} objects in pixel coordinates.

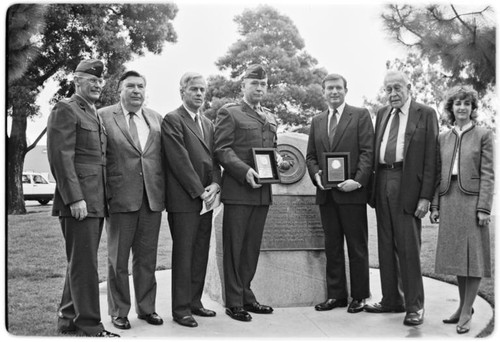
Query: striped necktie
[
  {"left": 194, "top": 114, "right": 204, "bottom": 139},
  {"left": 329, "top": 109, "right": 338, "bottom": 148},
  {"left": 128, "top": 112, "right": 141, "bottom": 150},
  {"left": 383, "top": 108, "right": 400, "bottom": 164}
]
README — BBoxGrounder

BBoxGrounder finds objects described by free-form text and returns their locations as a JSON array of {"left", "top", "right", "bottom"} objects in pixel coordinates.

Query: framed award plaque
[
  {"left": 252, "top": 148, "right": 281, "bottom": 184},
  {"left": 322, "top": 152, "right": 350, "bottom": 188}
]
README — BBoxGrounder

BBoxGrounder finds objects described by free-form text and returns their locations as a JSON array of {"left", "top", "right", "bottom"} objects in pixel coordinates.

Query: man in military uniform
[
  {"left": 47, "top": 59, "right": 118, "bottom": 337},
  {"left": 214, "top": 64, "right": 277, "bottom": 322}
]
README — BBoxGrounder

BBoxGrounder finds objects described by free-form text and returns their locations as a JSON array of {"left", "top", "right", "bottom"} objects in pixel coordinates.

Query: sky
[
  {"left": 5, "top": 0, "right": 419, "bottom": 145},
  {"left": 2, "top": 0, "right": 497, "bottom": 145}
]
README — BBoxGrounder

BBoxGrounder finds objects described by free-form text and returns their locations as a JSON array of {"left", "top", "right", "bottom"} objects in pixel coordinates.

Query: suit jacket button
[{"left": 139, "top": 172, "right": 143, "bottom": 176}]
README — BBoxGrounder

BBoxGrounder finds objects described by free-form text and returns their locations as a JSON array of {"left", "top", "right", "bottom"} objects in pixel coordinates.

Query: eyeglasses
[
  {"left": 384, "top": 85, "right": 403, "bottom": 94},
  {"left": 78, "top": 76, "right": 106, "bottom": 86}
]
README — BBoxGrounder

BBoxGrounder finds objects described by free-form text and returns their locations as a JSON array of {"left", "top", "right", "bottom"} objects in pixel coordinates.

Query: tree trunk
[{"left": 7, "top": 112, "right": 28, "bottom": 215}]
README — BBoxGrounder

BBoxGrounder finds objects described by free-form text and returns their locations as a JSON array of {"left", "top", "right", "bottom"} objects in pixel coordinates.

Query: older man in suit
[
  {"left": 306, "top": 73, "right": 373, "bottom": 314},
  {"left": 47, "top": 59, "right": 118, "bottom": 337},
  {"left": 364, "top": 70, "right": 439, "bottom": 326},
  {"left": 99, "top": 70, "right": 165, "bottom": 330},
  {"left": 214, "top": 64, "right": 279, "bottom": 322},
  {"left": 161, "top": 72, "right": 221, "bottom": 328}
]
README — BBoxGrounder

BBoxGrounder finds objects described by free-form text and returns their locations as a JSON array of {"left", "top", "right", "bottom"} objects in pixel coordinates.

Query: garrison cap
[
  {"left": 242, "top": 64, "right": 267, "bottom": 80},
  {"left": 75, "top": 59, "right": 104, "bottom": 77}
]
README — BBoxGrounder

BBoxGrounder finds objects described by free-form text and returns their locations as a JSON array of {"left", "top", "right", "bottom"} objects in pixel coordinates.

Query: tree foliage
[
  {"left": 204, "top": 5, "right": 328, "bottom": 128},
  {"left": 6, "top": 3, "right": 178, "bottom": 214},
  {"left": 7, "top": 4, "right": 48, "bottom": 84},
  {"left": 381, "top": 4, "right": 495, "bottom": 94}
]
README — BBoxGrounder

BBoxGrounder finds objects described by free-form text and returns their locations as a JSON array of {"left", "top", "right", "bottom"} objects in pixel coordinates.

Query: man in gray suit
[{"left": 99, "top": 70, "right": 165, "bottom": 330}]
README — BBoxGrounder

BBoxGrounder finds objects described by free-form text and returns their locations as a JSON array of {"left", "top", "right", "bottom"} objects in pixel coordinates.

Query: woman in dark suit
[{"left": 430, "top": 85, "right": 494, "bottom": 334}]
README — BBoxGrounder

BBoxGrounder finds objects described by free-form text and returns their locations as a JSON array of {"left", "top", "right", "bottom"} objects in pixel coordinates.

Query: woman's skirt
[{"left": 435, "top": 180, "right": 491, "bottom": 277}]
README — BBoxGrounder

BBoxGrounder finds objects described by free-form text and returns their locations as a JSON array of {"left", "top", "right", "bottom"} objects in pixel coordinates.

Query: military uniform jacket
[
  {"left": 214, "top": 101, "right": 277, "bottom": 205},
  {"left": 47, "top": 94, "right": 107, "bottom": 217}
]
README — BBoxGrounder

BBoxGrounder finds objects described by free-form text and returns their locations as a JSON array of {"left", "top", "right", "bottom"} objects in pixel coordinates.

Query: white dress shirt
[
  {"left": 379, "top": 97, "right": 411, "bottom": 164},
  {"left": 451, "top": 121, "right": 473, "bottom": 175},
  {"left": 122, "top": 104, "right": 149, "bottom": 150}
]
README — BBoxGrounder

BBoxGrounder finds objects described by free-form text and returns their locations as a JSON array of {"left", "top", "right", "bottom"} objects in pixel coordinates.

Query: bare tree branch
[
  {"left": 450, "top": 5, "right": 476, "bottom": 35},
  {"left": 26, "top": 126, "right": 47, "bottom": 153},
  {"left": 395, "top": 5, "right": 424, "bottom": 40}
]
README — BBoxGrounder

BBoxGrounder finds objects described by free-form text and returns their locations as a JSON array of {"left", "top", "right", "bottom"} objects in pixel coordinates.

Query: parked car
[{"left": 22, "top": 172, "right": 56, "bottom": 205}]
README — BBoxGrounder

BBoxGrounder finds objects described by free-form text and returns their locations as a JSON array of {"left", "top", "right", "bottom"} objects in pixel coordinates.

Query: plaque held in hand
[
  {"left": 322, "top": 152, "right": 350, "bottom": 189},
  {"left": 252, "top": 148, "right": 281, "bottom": 184}
]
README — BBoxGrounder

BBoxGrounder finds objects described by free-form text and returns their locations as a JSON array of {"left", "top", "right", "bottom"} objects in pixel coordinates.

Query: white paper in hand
[{"left": 200, "top": 192, "right": 221, "bottom": 215}]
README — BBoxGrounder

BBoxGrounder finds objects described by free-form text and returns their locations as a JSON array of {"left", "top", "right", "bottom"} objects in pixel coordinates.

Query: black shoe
[
  {"left": 111, "top": 316, "right": 130, "bottom": 330},
  {"left": 94, "top": 329, "right": 120, "bottom": 337},
  {"left": 173, "top": 315, "right": 198, "bottom": 327},
  {"left": 57, "top": 328, "right": 77, "bottom": 336},
  {"left": 243, "top": 302, "right": 273, "bottom": 314},
  {"left": 138, "top": 312, "right": 163, "bottom": 325},
  {"left": 403, "top": 309, "right": 424, "bottom": 326},
  {"left": 57, "top": 312, "right": 77, "bottom": 334},
  {"left": 364, "top": 301, "right": 405, "bottom": 313},
  {"left": 443, "top": 308, "right": 474, "bottom": 324},
  {"left": 314, "top": 298, "right": 348, "bottom": 311},
  {"left": 456, "top": 318, "right": 471, "bottom": 334},
  {"left": 192, "top": 307, "right": 216, "bottom": 317},
  {"left": 225, "top": 307, "right": 252, "bottom": 322},
  {"left": 347, "top": 299, "right": 366, "bottom": 313}
]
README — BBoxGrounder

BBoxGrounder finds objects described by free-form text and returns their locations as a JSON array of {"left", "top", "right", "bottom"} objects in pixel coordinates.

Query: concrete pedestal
[{"left": 205, "top": 207, "right": 329, "bottom": 307}]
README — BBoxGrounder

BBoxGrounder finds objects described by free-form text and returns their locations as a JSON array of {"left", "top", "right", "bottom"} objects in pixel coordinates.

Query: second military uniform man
[{"left": 214, "top": 64, "right": 276, "bottom": 322}]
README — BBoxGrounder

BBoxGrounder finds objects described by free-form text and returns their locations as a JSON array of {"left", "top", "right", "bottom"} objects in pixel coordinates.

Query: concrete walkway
[{"left": 98, "top": 268, "right": 493, "bottom": 338}]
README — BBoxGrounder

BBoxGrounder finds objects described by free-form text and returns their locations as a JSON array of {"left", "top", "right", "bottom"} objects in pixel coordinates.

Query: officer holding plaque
[
  {"left": 306, "top": 73, "right": 374, "bottom": 314},
  {"left": 214, "top": 64, "right": 278, "bottom": 322}
]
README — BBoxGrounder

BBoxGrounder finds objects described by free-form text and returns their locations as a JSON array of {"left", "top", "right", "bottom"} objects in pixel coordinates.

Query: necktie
[
  {"left": 328, "top": 109, "right": 338, "bottom": 148},
  {"left": 254, "top": 105, "right": 267, "bottom": 121},
  {"left": 128, "top": 112, "right": 141, "bottom": 150},
  {"left": 383, "top": 108, "right": 400, "bottom": 164},
  {"left": 194, "top": 114, "right": 204, "bottom": 139}
]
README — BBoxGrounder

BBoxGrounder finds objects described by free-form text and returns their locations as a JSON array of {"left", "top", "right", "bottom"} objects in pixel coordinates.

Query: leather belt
[{"left": 378, "top": 162, "right": 403, "bottom": 169}]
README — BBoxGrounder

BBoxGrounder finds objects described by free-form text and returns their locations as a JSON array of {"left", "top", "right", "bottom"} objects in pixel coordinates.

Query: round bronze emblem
[{"left": 276, "top": 143, "right": 306, "bottom": 184}]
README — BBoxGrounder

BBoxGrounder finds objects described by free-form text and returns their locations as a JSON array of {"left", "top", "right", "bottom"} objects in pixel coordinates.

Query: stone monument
[{"left": 205, "top": 132, "right": 333, "bottom": 307}]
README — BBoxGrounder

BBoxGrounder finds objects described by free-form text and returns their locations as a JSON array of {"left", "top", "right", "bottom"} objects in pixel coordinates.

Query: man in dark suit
[
  {"left": 364, "top": 70, "right": 438, "bottom": 326},
  {"left": 306, "top": 73, "right": 373, "bottom": 314},
  {"left": 214, "top": 64, "right": 277, "bottom": 322},
  {"left": 99, "top": 70, "right": 165, "bottom": 330},
  {"left": 162, "top": 72, "right": 221, "bottom": 328},
  {"left": 47, "top": 59, "right": 118, "bottom": 337}
]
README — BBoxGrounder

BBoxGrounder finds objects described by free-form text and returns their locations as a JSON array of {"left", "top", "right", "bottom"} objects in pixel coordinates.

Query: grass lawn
[
  {"left": 5, "top": 203, "right": 495, "bottom": 337},
  {"left": 6, "top": 203, "right": 173, "bottom": 336}
]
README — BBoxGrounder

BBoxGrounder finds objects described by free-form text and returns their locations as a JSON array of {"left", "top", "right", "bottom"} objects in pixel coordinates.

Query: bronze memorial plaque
[
  {"left": 261, "top": 195, "right": 325, "bottom": 250},
  {"left": 276, "top": 144, "right": 307, "bottom": 184}
]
